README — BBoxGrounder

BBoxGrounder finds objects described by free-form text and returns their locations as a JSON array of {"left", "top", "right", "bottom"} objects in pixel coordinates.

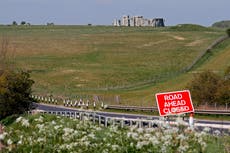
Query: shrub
[
  {"left": 187, "top": 68, "right": 230, "bottom": 106},
  {"left": 187, "top": 71, "right": 220, "bottom": 106},
  {"left": 226, "top": 28, "right": 230, "bottom": 37},
  {"left": 0, "top": 70, "right": 34, "bottom": 120}
]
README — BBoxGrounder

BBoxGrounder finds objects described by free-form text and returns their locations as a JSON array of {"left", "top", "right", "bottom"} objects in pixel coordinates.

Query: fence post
[
  {"left": 121, "top": 119, "right": 124, "bottom": 128},
  {"left": 148, "top": 121, "right": 152, "bottom": 128},
  {"left": 79, "top": 112, "right": 82, "bottom": 120},
  {"left": 139, "top": 119, "right": 142, "bottom": 128},
  {"left": 130, "top": 120, "right": 133, "bottom": 126},
  {"left": 99, "top": 115, "right": 101, "bottom": 125},
  {"left": 105, "top": 117, "right": 108, "bottom": 127},
  {"left": 93, "top": 113, "right": 96, "bottom": 123}
]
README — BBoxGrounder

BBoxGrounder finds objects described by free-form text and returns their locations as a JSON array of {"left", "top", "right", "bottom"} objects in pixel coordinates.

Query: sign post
[{"left": 155, "top": 90, "right": 194, "bottom": 116}]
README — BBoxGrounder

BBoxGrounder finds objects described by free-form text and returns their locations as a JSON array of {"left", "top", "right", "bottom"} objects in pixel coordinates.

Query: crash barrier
[{"left": 30, "top": 110, "right": 160, "bottom": 128}]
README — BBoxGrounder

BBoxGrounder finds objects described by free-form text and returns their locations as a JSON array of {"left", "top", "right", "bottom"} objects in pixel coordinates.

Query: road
[{"left": 34, "top": 103, "right": 230, "bottom": 133}]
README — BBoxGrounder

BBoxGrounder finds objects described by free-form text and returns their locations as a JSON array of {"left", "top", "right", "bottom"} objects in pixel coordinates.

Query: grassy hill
[
  {"left": 0, "top": 25, "right": 228, "bottom": 106},
  {"left": 212, "top": 20, "right": 230, "bottom": 29}
]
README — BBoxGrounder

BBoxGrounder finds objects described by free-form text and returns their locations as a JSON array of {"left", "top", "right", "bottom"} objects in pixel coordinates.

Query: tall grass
[{"left": 0, "top": 114, "right": 229, "bottom": 153}]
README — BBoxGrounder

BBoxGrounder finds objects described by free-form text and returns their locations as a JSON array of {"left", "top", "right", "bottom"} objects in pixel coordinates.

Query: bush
[
  {"left": 20, "top": 21, "right": 26, "bottom": 25},
  {"left": 0, "top": 114, "right": 19, "bottom": 126},
  {"left": 226, "top": 28, "right": 230, "bottom": 37},
  {"left": 0, "top": 70, "right": 34, "bottom": 120},
  {"left": 187, "top": 68, "right": 230, "bottom": 106},
  {"left": 215, "top": 79, "right": 230, "bottom": 105},
  {"left": 187, "top": 71, "right": 220, "bottom": 106}
]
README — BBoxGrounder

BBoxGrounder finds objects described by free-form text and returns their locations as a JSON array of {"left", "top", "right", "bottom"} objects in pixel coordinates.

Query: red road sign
[{"left": 155, "top": 90, "right": 194, "bottom": 116}]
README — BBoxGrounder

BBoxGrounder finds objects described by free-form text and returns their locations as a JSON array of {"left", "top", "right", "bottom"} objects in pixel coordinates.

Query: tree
[
  {"left": 224, "top": 66, "right": 230, "bottom": 80},
  {"left": 0, "top": 70, "right": 34, "bottom": 120},
  {"left": 20, "top": 21, "right": 26, "bottom": 25},
  {"left": 187, "top": 71, "right": 220, "bottom": 106},
  {"left": 226, "top": 28, "right": 230, "bottom": 37},
  {"left": 216, "top": 66, "right": 230, "bottom": 105},
  {"left": 215, "top": 79, "right": 230, "bottom": 105},
  {"left": 12, "top": 21, "right": 17, "bottom": 26}
]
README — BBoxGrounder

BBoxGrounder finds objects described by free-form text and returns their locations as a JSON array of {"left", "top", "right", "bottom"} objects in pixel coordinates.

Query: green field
[{"left": 0, "top": 25, "right": 229, "bottom": 106}]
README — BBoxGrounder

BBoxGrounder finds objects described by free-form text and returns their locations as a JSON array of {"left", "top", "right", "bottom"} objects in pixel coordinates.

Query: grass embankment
[
  {"left": 0, "top": 114, "right": 229, "bottom": 152},
  {"left": 0, "top": 25, "right": 228, "bottom": 105}
]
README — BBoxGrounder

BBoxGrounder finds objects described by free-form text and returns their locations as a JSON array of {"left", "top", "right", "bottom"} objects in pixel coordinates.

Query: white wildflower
[
  {"left": 0, "top": 132, "right": 7, "bottom": 140},
  {"left": 130, "top": 142, "right": 134, "bottom": 147},
  {"left": 51, "top": 120, "right": 56, "bottom": 125},
  {"left": 88, "top": 133, "right": 95, "bottom": 139},
  {"left": 7, "top": 139, "right": 13, "bottom": 145},
  {"left": 136, "top": 141, "right": 149, "bottom": 149},
  {"left": 161, "top": 145, "right": 167, "bottom": 153},
  {"left": 136, "top": 128, "right": 144, "bottom": 134},
  {"left": 143, "top": 133, "right": 151, "bottom": 139},
  {"left": 200, "top": 141, "right": 207, "bottom": 150},
  {"left": 127, "top": 132, "right": 139, "bottom": 140},
  {"left": 145, "top": 128, "right": 155, "bottom": 133},
  {"left": 17, "top": 140, "right": 22, "bottom": 145},
  {"left": 111, "top": 145, "right": 119, "bottom": 151},
  {"left": 161, "top": 134, "right": 172, "bottom": 147},
  {"left": 16, "top": 116, "right": 23, "bottom": 123},
  {"left": 102, "top": 149, "right": 109, "bottom": 153},
  {"left": 213, "top": 130, "right": 221, "bottom": 136},
  {"left": 36, "top": 124, "right": 44, "bottom": 129},
  {"left": 37, "top": 137, "right": 45, "bottom": 143},
  {"left": 34, "top": 116, "right": 44, "bottom": 122},
  {"left": 177, "top": 133, "right": 187, "bottom": 141},
  {"left": 36, "top": 124, "right": 45, "bottom": 133},
  {"left": 178, "top": 144, "right": 189, "bottom": 153},
  {"left": 149, "top": 136, "right": 160, "bottom": 145},
  {"left": 54, "top": 125, "right": 62, "bottom": 130},
  {"left": 63, "top": 128, "right": 74, "bottom": 134},
  {"left": 83, "top": 141, "right": 90, "bottom": 147},
  {"left": 109, "top": 125, "right": 118, "bottom": 132},
  {"left": 203, "top": 127, "right": 211, "bottom": 133},
  {"left": 21, "top": 119, "right": 30, "bottom": 127}
]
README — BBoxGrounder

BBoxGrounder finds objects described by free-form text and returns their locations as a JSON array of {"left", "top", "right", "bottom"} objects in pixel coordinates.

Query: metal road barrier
[
  {"left": 106, "top": 105, "right": 230, "bottom": 115},
  {"left": 30, "top": 110, "right": 160, "bottom": 128}
]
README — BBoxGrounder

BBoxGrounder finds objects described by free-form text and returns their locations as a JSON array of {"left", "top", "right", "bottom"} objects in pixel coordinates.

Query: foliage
[
  {"left": 0, "top": 114, "right": 227, "bottom": 153},
  {"left": 187, "top": 69, "right": 230, "bottom": 106},
  {"left": 224, "top": 66, "right": 230, "bottom": 79},
  {"left": 212, "top": 20, "right": 230, "bottom": 29},
  {"left": 0, "top": 114, "right": 19, "bottom": 126},
  {"left": 215, "top": 79, "right": 230, "bottom": 105},
  {"left": 187, "top": 71, "right": 220, "bottom": 105},
  {"left": 20, "top": 21, "right": 26, "bottom": 25},
  {"left": 0, "top": 70, "right": 34, "bottom": 120},
  {"left": 12, "top": 21, "right": 17, "bottom": 26},
  {"left": 226, "top": 28, "right": 230, "bottom": 37}
]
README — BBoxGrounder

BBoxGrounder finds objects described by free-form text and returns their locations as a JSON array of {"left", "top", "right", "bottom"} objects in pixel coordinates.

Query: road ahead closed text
[{"left": 155, "top": 90, "right": 194, "bottom": 116}]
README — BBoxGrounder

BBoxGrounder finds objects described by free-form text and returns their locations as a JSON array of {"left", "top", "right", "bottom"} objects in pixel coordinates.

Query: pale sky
[{"left": 0, "top": 0, "right": 229, "bottom": 26}]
